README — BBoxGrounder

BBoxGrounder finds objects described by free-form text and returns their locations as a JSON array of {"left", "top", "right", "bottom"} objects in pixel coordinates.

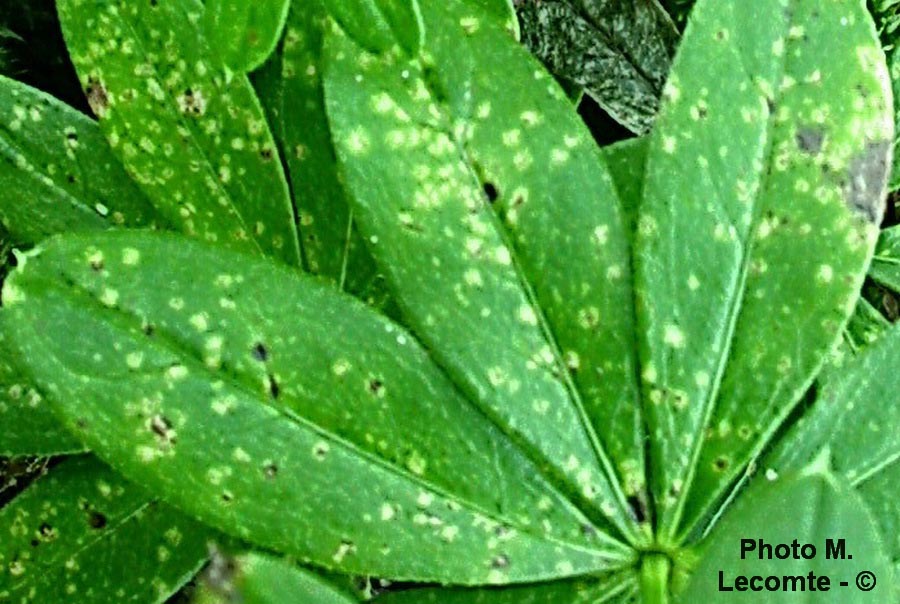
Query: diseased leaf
[
  {"left": 0, "top": 455, "right": 213, "bottom": 603},
  {"left": 373, "top": 570, "right": 638, "bottom": 603},
  {"left": 868, "top": 224, "right": 900, "bottom": 292},
  {"left": 855, "top": 462, "right": 900, "bottom": 601},
  {"left": 635, "top": 0, "right": 893, "bottom": 540},
  {"left": 203, "top": 0, "right": 290, "bottom": 74},
  {"left": 56, "top": 0, "right": 301, "bottom": 265},
  {"left": 194, "top": 552, "right": 358, "bottom": 604},
  {"left": 324, "top": 0, "right": 645, "bottom": 540},
  {"left": 2, "top": 230, "right": 633, "bottom": 585},
  {"left": 0, "top": 321, "right": 82, "bottom": 456},
  {"left": 680, "top": 466, "right": 895, "bottom": 603},
  {"left": 277, "top": 4, "right": 380, "bottom": 295},
  {"left": 516, "top": 0, "right": 678, "bottom": 134},
  {"left": 871, "top": 0, "right": 900, "bottom": 191},
  {"left": 0, "top": 74, "right": 160, "bottom": 244},
  {"left": 844, "top": 296, "right": 891, "bottom": 352},
  {"left": 469, "top": 0, "right": 520, "bottom": 39},
  {"left": 326, "top": 0, "right": 423, "bottom": 55}
]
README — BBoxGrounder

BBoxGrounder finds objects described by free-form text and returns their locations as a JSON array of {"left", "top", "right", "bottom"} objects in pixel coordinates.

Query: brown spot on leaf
[
  {"left": 796, "top": 128, "right": 824, "bottom": 155},
  {"left": 844, "top": 141, "right": 891, "bottom": 223},
  {"left": 85, "top": 76, "right": 109, "bottom": 118}
]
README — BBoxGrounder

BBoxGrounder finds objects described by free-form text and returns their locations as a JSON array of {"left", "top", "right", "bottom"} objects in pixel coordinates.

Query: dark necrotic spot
[
  {"left": 483, "top": 182, "right": 499, "bottom": 203},
  {"left": 368, "top": 379, "right": 383, "bottom": 396},
  {"left": 142, "top": 322, "right": 155, "bottom": 337},
  {"left": 260, "top": 148, "right": 274, "bottom": 161},
  {"left": 66, "top": 174, "right": 77, "bottom": 184},
  {"left": 87, "top": 511, "right": 107, "bottom": 529},
  {"left": 267, "top": 374, "right": 280, "bottom": 399},
  {"left": 252, "top": 342, "right": 268, "bottom": 362},
  {"left": 263, "top": 463, "right": 278, "bottom": 479},
  {"left": 85, "top": 76, "right": 109, "bottom": 117},
  {"left": 89, "top": 257, "right": 104, "bottom": 271},
  {"left": 844, "top": 140, "right": 891, "bottom": 224},
  {"left": 221, "top": 491, "right": 234, "bottom": 503},
  {"left": 713, "top": 457, "right": 730, "bottom": 472},
  {"left": 796, "top": 128, "right": 824, "bottom": 155}
]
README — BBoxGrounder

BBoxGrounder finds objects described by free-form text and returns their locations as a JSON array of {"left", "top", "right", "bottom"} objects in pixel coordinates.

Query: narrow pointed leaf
[
  {"left": 516, "top": 0, "right": 678, "bottom": 134},
  {"left": 373, "top": 571, "right": 638, "bottom": 603},
  {"left": 324, "top": 0, "right": 645, "bottom": 538},
  {"left": 681, "top": 468, "right": 895, "bottom": 602},
  {"left": 277, "top": 4, "right": 381, "bottom": 295},
  {"left": 0, "top": 455, "right": 213, "bottom": 603},
  {"left": 0, "top": 74, "right": 160, "bottom": 244},
  {"left": 600, "top": 136, "right": 648, "bottom": 234},
  {"left": 194, "top": 552, "right": 358, "bottom": 604},
  {"left": 868, "top": 224, "right": 900, "bottom": 292},
  {"left": 2, "top": 231, "right": 632, "bottom": 585},
  {"left": 326, "top": 0, "right": 423, "bottom": 55},
  {"left": 635, "top": 0, "right": 893, "bottom": 539},
  {"left": 56, "top": 0, "right": 301, "bottom": 265},
  {"left": 203, "top": 0, "right": 291, "bottom": 74},
  {"left": 844, "top": 296, "right": 890, "bottom": 350}
]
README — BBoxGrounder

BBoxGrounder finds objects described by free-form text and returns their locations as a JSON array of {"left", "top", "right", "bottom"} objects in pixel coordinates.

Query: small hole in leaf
[
  {"left": 627, "top": 495, "right": 647, "bottom": 523},
  {"left": 483, "top": 182, "right": 499, "bottom": 203}
]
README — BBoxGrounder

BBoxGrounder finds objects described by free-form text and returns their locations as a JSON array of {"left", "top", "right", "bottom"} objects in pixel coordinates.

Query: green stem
[{"left": 640, "top": 553, "right": 672, "bottom": 604}]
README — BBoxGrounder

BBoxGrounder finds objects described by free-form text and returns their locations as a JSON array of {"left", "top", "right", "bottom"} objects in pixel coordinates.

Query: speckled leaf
[
  {"left": 373, "top": 570, "right": 638, "bottom": 603},
  {"left": 469, "top": 0, "right": 520, "bottom": 39},
  {"left": 869, "top": 224, "right": 900, "bottom": 292},
  {"left": 277, "top": 4, "right": 381, "bottom": 296},
  {"left": 2, "top": 230, "right": 633, "bottom": 585},
  {"left": 204, "top": 0, "right": 290, "bottom": 74},
  {"left": 844, "top": 296, "right": 891, "bottom": 351},
  {"left": 516, "top": 0, "right": 678, "bottom": 134},
  {"left": 635, "top": 0, "right": 893, "bottom": 540},
  {"left": 600, "top": 136, "right": 648, "bottom": 234},
  {"left": 56, "top": 0, "right": 301, "bottom": 265},
  {"left": 872, "top": 0, "right": 900, "bottom": 190},
  {"left": 326, "top": 0, "right": 423, "bottom": 55},
  {"left": 324, "top": 1, "right": 645, "bottom": 540},
  {"left": 680, "top": 466, "right": 894, "bottom": 603},
  {"left": 0, "top": 74, "right": 160, "bottom": 244},
  {"left": 0, "top": 455, "right": 213, "bottom": 603},
  {"left": 0, "top": 322, "right": 82, "bottom": 456},
  {"left": 194, "top": 552, "right": 358, "bottom": 604}
]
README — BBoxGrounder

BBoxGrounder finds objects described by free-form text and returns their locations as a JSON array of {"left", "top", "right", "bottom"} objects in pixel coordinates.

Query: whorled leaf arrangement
[{"left": 0, "top": 0, "right": 897, "bottom": 602}]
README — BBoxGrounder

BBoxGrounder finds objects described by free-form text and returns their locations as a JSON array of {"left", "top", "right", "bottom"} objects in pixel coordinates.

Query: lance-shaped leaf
[
  {"left": 203, "top": 0, "right": 291, "bottom": 74},
  {"left": 194, "top": 552, "right": 358, "bottom": 604},
  {"left": 373, "top": 571, "right": 638, "bottom": 603},
  {"left": 323, "top": 0, "right": 644, "bottom": 539},
  {"left": 0, "top": 323, "right": 82, "bottom": 456},
  {"left": 764, "top": 323, "right": 900, "bottom": 586},
  {"left": 0, "top": 455, "right": 213, "bottom": 603},
  {"left": 276, "top": 4, "right": 381, "bottom": 296},
  {"left": 516, "top": 0, "right": 678, "bottom": 134},
  {"left": 2, "top": 231, "right": 633, "bottom": 585},
  {"left": 56, "top": 0, "right": 301, "bottom": 266},
  {"left": 634, "top": 0, "right": 893, "bottom": 539},
  {"left": 600, "top": 136, "right": 648, "bottom": 234},
  {"left": 326, "top": 0, "right": 423, "bottom": 56},
  {"left": 681, "top": 465, "right": 895, "bottom": 603},
  {"left": 0, "top": 74, "right": 160, "bottom": 244},
  {"left": 868, "top": 224, "right": 900, "bottom": 292}
]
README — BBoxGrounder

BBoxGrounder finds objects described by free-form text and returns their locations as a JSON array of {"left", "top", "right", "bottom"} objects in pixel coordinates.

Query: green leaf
[
  {"left": 0, "top": 74, "right": 161, "bottom": 244},
  {"left": 277, "top": 4, "right": 381, "bottom": 295},
  {"left": 203, "top": 0, "right": 291, "bottom": 74},
  {"left": 635, "top": 0, "right": 893, "bottom": 540},
  {"left": 765, "top": 322, "right": 900, "bottom": 507},
  {"left": 516, "top": 0, "right": 678, "bottom": 134},
  {"left": 2, "top": 230, "right": 633, "bottom": 585},
  {"left": 56, "top": 0, "right": 301, "bottom": 266},
  {"left": 468, "top": 0, "right": 520, "bottom": 39},
  {"left": 869, "top": 224, "right": 900, "bottom": 292},
  {"left": 844, "top": 296, "right": 891, "bottom": 352},
  {"left": 0, "top": 322, "right": 82, "bottom": 456},
  {"left": 323, "top": 0, "right": 645, "bottom": 540},
  {"left": 600, "top": 136, "right": 648, "bottom": 235},
  {"left": 326, "top": 0, "right": 423, "bottom": 56},
  {"left": 679, "top": 467, "right": 895, "bottom": 603},
  {"left": 373, "top": 571, "right": 639, "bottom": 603},
  {"left": 194, "top": 552, "right": 358, "bottom": 604},
  {"left": 0, "top": 455, "right": 213, "bottom": 603}
]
